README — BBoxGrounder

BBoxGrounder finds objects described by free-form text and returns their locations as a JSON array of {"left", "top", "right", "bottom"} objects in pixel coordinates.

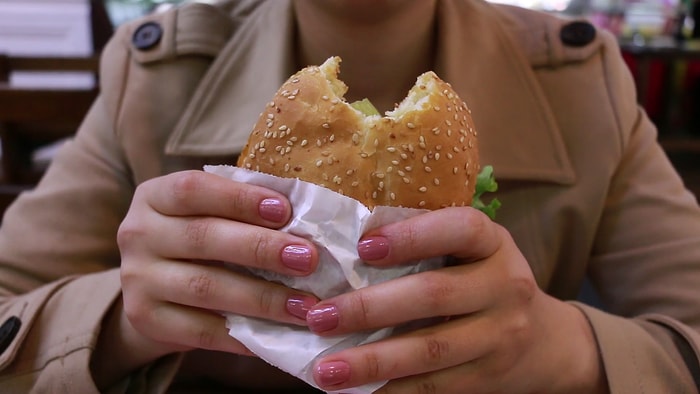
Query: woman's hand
[
  {"left": 93, "top": 170, "right": 320, "bottom": 388},
  {"left": 306, "top": 207, "right": 607, "bottom": 394}
]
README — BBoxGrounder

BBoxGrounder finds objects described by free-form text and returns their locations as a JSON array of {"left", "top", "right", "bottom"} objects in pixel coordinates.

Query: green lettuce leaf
[{"left": 471, "top": 165, "right": 501, "bottom": 220}]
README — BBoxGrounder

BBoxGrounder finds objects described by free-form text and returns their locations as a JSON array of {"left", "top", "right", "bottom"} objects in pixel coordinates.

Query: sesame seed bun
[{"left": 236, "top": 56, "right": 480, "bottom": 210}]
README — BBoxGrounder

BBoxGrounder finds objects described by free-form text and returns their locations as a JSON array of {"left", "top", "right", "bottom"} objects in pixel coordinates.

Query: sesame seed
[
  {"left": 259, "top": 148, "right": 267, "bottom": 153},
  {"left": 331, "top": 98, "right": 339, "bottom": 104},
  {"left": 400, "top": 153, "right": 408, "bottom": 160},
  {"left": 245, "top": 163, "right": 252, "bottom": 169},
  {"left": 445, "top": 120, "right": 452, "bottom": 126},
  {"left": 425, "top": 166, "right": 432, "bottom": 172},
  {"left": 284, "top": 163, "right": 290, "bottom": 172},
  {"left": 433, "top": 106, "right": 441, "bottom": 111},
  {"left": 453, "top": 167, "right": 459, "bottom": 174},
  {"left": 404, "top": 166, "right": 413, "bottom": 172},
  {"left": 407, "top": 122, "right": 416, "bottom": 129},
  {"left": 419, "top": 186, "right": 428, "bottom": 193},
  {"left": 398, "top": 170, "right": 406, "bottom": 177},
  {"left": 386, "top": 147, "right": 397, "bottom": 153},
  {"left": 375, "top": 173, "right": 386, "bottom": 179},
  {"left": 286, "top": 141, "right": 293, "bottom": 146},
  {"left": 390, "top": 192, "right": 396, "bottom": 201},
  {"left": 360, "top": 153, "right": 369, "bottom": 158},
  {"left": 267, "top": 113, "right": 274, "bottom": 119},
  {"left": 346, "top": 169, "right": 354, "bottom": 176},
  {"left": 419, "top": 201, "right": 426, "bottom": 207},
  {"left": 372, "top": 191, "right": 377, "bottom": 199},
  {"left": 326, "top": 157, "right": 333, "bottom": 164},
  {"left": 287, "top": 95, "right": 296, "bottom": 100},
  {"left": 434, "top": 178, "right": 440, "bottom": 185},
  {"left": 392, "top": 160, "right": 400, "bottom": 165},
  {"left": 301, "top": 139, "right": 308, "bottom": 147},
  {"left": 285, "top": 146, "right": 291, "bottom": 153},
  {"left": 316, "top": 139, "right": 322, "bottom": 147},
  {"left": 322, "top": 95, "right": 329, "bottom": 100},
  {"left": 352, "top": 133, "right": 360, "bottom": 145},
  {"left": 352, "top": 181, "right": 360, "bottom": 187},
  {"left": 378, "top": 181, "right": 385, "bottom": 189},
  {"left": 322, "top": 123, "right": 330, "bottom": 129},
  {"left": 435, "top": 153, "right": 441, "bottom": 160},
  {"left": 329, "top": 134, "right": 335, "bottom": 142},
  {"left": 279, "top": 125, "right": 288, "bottom": 131},
  {"left": 403, "top": 177, "right": 411, "bottom": 184},
  {"left": 333, "top": 175, "right": 342, "bottom": 184},
  {"left": 316, "top": 160, "right": 323, "bottom": 167},
  {"left": 248, "top": 153, "right": 256, "bottom": 159}
]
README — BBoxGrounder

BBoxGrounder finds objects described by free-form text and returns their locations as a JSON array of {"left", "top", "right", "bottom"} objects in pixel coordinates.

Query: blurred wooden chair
[{"left": 0, "top": 54, "right": 100, "bottom": 214}]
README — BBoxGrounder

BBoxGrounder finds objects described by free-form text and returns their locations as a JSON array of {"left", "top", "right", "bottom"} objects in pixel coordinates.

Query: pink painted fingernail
[
  {"left": 358, "top": 236, "right": 390, "bottom": 260},
  {"left": 259, "top": 198, "right": 286, "bottom": 222},
  {"left": 281, "top": 245, "right": 312, "bottom": 272},
  {"left": 307, "top": 305, "right": 339, "bottom": 333},
  {"left": 286, "top": 295, "right": 316, "bottom": 320},
  {"left": 316, "top": 360, "right": 350, "bottom": 387}
]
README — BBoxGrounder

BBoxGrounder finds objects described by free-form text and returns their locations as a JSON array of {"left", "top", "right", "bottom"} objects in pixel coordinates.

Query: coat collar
[{"left": 167, "top": 0, "right": 575, "bottom": 184}]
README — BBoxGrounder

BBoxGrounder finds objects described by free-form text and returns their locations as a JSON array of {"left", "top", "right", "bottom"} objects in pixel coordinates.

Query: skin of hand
[
  {"left": 307, "top": 207, "right": 608, "bottom": 394},
  {"left": 91, "top": 170, "right": 321, "bottom": 389}
]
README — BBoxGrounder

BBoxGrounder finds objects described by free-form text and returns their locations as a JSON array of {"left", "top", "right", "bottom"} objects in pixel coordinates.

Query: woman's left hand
[{"left": 307, "top": 207, "right": 607, "bottom": 394}]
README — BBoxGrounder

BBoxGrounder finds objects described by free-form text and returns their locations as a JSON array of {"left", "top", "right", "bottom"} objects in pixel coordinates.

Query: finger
[
  {"left": 138, "top": 170, "right": 292, "bottom": 227},
  {"left": 357, "top": 207, "right": 502, "bottom": 266},
  {"left": 139, "top": 260, "right": 319, "bottom": 325},
  {"left": 125, "top": 298, "right": 251, "bottom": 355},
  {"left": 312, "top": 316, "right": 495, "bottom": 391},
  {"left": 121, "top": 213, "right": 319, "bottom": 275},
  {"left": 307, "top": 264, "right": 498, "bottom": 334}
]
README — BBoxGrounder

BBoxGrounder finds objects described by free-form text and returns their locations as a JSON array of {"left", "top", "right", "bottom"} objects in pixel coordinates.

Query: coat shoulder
[{"left": 492, "top": 4, "right": 619, "bottom": 68}]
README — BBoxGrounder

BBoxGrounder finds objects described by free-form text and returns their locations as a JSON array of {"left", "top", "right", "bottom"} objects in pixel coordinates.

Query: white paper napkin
[{"left": 204, "top": 165, "right": 443, "bottom": 394}]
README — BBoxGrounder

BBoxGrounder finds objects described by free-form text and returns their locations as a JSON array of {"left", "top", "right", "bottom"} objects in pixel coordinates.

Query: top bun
[{"left": 237, "top": 56, "right": 480, "bottom": 210}]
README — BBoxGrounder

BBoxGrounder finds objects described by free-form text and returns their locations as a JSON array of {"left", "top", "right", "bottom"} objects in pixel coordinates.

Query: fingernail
[
  {"left": 316, "top": 360, "right": 350, "bottom": 387},
  {"left": 286, "top": 295, "right": 316, "bottom": 320},
  {"left": 358, "top": 236, "right": 390, "bottom": 260},
  {"left": 259, "top": 198, "right": 286, "bottom": 222},
  {"left": 281, "top": 245, "right": 312, "bottom": 272},
  {"left": 307, "top": 305, "right": 339, "bottom": 332}
]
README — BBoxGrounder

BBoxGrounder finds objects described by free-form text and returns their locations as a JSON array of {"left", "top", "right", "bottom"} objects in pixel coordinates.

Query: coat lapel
[{"left": 167, "top": 0, "right": 575, "bottom": 185}]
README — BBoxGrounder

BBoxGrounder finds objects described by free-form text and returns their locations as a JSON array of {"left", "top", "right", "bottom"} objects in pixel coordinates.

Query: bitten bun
[{"left": 237, "top": 56, "right": 479, "bottom": 210}]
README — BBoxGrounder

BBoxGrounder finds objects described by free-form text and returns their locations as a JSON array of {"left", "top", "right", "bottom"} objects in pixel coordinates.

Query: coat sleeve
[
  {"left": 579, "top": 32, "right": 700, "bottom": 393},
  {"left": 0, "top": 37, "right": 180, "bottom": 394}
]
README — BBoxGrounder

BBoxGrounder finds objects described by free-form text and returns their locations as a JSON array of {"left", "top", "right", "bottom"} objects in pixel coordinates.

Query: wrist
[
  {"left": 90, "top": 296, "right": 175, "bottom": 390},
  {"left": 554, "top": 301, "right": 609, "bottom": 394}
]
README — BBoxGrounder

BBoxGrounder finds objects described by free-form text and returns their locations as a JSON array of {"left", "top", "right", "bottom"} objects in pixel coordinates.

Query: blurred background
[{"left": 0, "top": 0, "right": 698, "bottom": 215}]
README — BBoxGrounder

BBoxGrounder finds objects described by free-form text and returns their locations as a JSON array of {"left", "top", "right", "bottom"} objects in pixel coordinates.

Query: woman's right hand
[{"left": 93, "top": 170, "right": 320, "bottom": 387}]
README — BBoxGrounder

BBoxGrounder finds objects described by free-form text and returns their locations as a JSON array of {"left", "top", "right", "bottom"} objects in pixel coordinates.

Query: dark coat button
[
  {"left": 560, "top": 21, "right": 596, "bottom": 47},
  {"left": 0, "top": 316, "right": 21, "bottom": 355},
  {"left": 132, "top": 21, "right": 163, "bottom": 51}
]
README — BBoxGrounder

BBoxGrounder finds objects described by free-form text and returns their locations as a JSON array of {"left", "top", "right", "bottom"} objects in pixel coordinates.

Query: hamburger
[{"left": 237, "top": 56, "right": 499, "bottom": 217}]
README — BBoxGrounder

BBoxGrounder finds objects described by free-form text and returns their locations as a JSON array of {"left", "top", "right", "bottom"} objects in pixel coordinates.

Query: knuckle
[
  {"left": 347, "top": 291, "right": 373, "bottom": 327},
  {"left": 196, "top": 325, "right": 217, "bottom": 349},
  {"left": 256, "top": 286, "right": 277, "bottom": 315},
  {"left": 416, "top": 379, "right": 438, "bottom": 394},
  {"left": 419, "top": 271, "right": 454, "bottom": 310},
  {"left": 363, "top": 352, "right": 382, "bottom": 381},
  {"left": 250, "top": 233, "right": 274, "bottom": 270},
  {"left": 170, "top": 171, "right": 204, "bottom": 204},
  {"left": 185, "top": 219, "right": 213, "bottom": 251},
  {"left": 188, "top": 273, "right": 215, "bottom": 300},
  {"left": 422, "top": 335, "right": 450, "bottom": 366}
]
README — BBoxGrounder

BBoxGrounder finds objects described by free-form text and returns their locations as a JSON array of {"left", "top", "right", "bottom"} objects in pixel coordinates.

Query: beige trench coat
[{"left": 1, "top": 0, "right": 699, "bottom": 392}]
